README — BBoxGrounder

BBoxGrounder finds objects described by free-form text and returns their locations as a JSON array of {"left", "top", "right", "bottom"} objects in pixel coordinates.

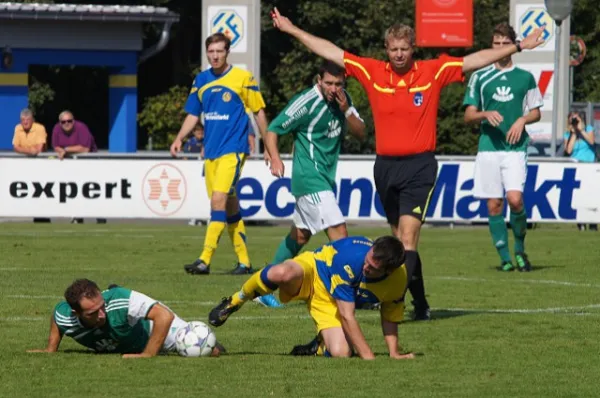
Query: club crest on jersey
[
  {"left": 326, "top": 119, "right": 342, "bottom": 138},
  {"left": 492, "top": 86, "right": 514, "bottom": 102},
  {"left": 413, "top": 92, "right": 424, "bottom": 107},
  {"left": 222, "top": 92, "right": 232, "bottom": 102}
]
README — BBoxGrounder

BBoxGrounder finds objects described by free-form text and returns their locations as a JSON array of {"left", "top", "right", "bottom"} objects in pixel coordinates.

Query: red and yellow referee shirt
[{"left": 343, "top": 51, "right": 464, "bottom": 156}]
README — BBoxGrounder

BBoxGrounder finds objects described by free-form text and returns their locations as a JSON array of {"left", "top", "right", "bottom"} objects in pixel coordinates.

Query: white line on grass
[
  {"left": 435, "top": 276, "right": 600, "bottom": 289},
  {"left": 3, "top": 303, "right": 600, "bottom": 323}
]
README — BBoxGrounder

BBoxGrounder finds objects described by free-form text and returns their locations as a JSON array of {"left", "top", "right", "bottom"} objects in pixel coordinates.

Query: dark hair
[
  {"left": 205, "top": 32, "right": 231, "bottom": 51},
  {"left": 371, "top": 236, "right": 405, "bottom": 273},
  {"left": 492, "top": 23, "right": 517, "bottom": 44},
  {"left": 64, "top": 279, "right": 101, "bottom": 312},
  {"left": 318, "top": 61, "right": 346, "bottom": 79}
]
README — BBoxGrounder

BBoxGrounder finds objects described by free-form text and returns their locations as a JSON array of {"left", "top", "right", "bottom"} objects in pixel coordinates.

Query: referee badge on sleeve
[{"left": 413, "top": 92, "right": 424, "bottom": 107}]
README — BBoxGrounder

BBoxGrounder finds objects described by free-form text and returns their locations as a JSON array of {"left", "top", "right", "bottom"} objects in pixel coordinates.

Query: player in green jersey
[
  {"left": 463, "top": 23, "right": 542, "bottom": 272},
  {"left": 28, "top": 279, "right": 224, "bottom": 358},
  {"left": 257, "top": 61, "right": 366, "bottom": 307}
]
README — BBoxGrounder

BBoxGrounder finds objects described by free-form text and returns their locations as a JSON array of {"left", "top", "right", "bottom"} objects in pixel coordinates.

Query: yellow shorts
[
  {"left": 280, "top": 252, "right": 343, "bottom": 333},
  {"left": 204, "top": 153, "right": 246, "bottom": 197}
]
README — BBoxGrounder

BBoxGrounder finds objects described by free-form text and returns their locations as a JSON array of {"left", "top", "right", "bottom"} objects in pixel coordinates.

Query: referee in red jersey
[{"left": 271, "top": 8, "right": 545, "bottom": 320}]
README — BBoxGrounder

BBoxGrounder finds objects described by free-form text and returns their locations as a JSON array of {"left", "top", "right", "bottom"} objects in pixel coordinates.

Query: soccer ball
[{"left": 175, "top": 321, "right": 217, "bottom": 357}]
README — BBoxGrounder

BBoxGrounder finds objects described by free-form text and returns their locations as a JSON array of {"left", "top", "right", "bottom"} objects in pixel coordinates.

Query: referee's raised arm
[
  {"left": 462, "top": 25, "right": 546, "bottom": 72},
  {"left": 270, "top": 7, "right": 345, "bottom": 68}
]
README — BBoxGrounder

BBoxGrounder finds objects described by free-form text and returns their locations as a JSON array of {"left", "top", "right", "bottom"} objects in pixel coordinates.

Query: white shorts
[
  {"left": 293, "top": 190, "right": 345, "bottom": 234},
  {"left": 473, "top": 151, "right": 527, "bottom": 199},
  {"left": 150, "top": 313, "right": 188, "bottom": 353}
]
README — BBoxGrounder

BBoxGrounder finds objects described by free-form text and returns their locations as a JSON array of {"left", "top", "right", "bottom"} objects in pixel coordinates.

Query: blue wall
[{"left": 0, "top": 49, "right": 138, "bottom": 152}]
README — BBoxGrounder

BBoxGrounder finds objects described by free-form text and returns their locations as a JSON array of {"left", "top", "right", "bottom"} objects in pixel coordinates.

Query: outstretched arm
[
  {"left": 462, "top": 26, "right": 546, "bottom": 73},
  {"left": 271, "top": 7, "right": 344, "bottom": 67},
  {"left": 27, "top": 315, "right": 63, "bottom": 353}
]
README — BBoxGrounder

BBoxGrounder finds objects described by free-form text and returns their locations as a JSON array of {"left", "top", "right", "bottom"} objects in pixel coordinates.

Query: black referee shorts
[{"left": 373, "top": 152, "right": 438, "bottom": 225}]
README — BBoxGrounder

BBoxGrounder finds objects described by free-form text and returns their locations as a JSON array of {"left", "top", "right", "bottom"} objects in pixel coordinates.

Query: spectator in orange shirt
[{"left": 12, "top": 108, "right": 47, "bottom": 156}]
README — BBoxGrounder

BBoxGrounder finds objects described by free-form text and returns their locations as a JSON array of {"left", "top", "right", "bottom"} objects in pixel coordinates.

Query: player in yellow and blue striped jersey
[
  {"left": 170, "top": 33, "right": 269, "bottom": 276},
  {"left": 208, "top": 236, "right": 414, "bottom": 359},
  {"left": 290, "top": 262, "right": 413, "bottom": 357}
]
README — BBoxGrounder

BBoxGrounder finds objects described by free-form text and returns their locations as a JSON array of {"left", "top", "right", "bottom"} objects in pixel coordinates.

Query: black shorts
[{"left": 373, "top": 152, "right": 438, "bottom": 225}]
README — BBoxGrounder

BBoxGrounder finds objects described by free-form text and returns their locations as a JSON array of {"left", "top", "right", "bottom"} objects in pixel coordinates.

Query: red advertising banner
[{"left": 416, "top": 0, "right": 473, "bottom": 47}]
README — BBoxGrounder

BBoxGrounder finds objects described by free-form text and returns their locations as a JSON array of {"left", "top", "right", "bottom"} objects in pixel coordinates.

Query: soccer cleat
[
  {"left": 208, "top": 297, "right": 240, "bottom": 327},
  {"left": 496, "top": 261, "right": 515, "bottom": 272},
  {"left": 254, "top": 294, "right": 284, "bottom": 308},
  {"left": 214, "top": 341, "right": 227, "bottom": 354},
  {"left": 290, "top": 336, "right": 321, "bottom": 356},
  {"left": 515, "top": 252, "right": 532, "bottom": 272},
  {"left": 411, "top": 300, "right": 431, "bottom": 321},
  {"left": 184, "top": 259, "right": 210, "bottom": 275},
  {"left": 229, "top": 263, "right": 254, "bottom": 275}
]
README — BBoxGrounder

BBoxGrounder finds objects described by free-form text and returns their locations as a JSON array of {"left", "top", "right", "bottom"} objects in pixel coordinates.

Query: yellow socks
[
  {"left": 227, "top": 213, "right": 250, "bottom": 266},
  {"left": 199, "top": 210, "right": 227, "bottom": 265},
  {"left": 230, "top": 265, "right": 278, "bottom": 307}
]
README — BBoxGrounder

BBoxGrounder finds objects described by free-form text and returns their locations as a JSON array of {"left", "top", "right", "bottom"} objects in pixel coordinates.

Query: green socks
[
  {"left": 272, "top": 233, "right": 304, "bottom": 264},
  {"left": 510, "top": 209, "right": 527, "bottom": 254},
  {"left": 489, "top": 214, "right": 511, "bottom": 263}
]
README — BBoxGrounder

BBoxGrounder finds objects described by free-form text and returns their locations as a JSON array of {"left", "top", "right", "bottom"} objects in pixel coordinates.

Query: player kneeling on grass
[
  {"left": 209, "top": 236, "right": 415, "bottom": 359},
  {"left": 28, "top": 279, "right": 225, "bottom": 358}
]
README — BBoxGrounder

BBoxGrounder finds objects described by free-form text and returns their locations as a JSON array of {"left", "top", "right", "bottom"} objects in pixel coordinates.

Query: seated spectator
[
  {"left": 51, "top": 110, "right": 97, "bottom": 160},
  {"left": 564, "top": 111, "right": 597, "bottom": 231},
  {"left": 12, "top": 108, "right": 47, "bottom": 156},
  {"left": 183, "top": 124, "right": 204, "bottom": 158}
]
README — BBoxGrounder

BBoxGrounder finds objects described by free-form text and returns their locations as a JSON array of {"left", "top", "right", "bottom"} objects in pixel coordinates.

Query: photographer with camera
[
  {"left": 564, "top": 111, "right": 597, "bottom": 231},
  {"left": 564, "top": 111, "right": 596, "bottom": 162}
]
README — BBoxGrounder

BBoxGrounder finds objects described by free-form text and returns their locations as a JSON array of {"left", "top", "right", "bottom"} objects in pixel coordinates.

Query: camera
[{"left": 571, "top": 117, "right": 579, "bottom": 125}]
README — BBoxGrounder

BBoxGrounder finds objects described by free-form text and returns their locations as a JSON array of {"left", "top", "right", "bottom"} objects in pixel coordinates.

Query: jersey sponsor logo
[
  {"left": 326, "top": 119, "right": 342, "bottom": 138},
  {"left": 281, "top": 107, "right": 307, "bottom": 129},
  {"left": 96, "top": 338, "right": 118, "bottom": 352},
  {"left": 413, "top": 92, "right": 424, "bottom": 107},
  {"left": 9, "top": 179, "right": 132, "bottom": 203},
  {"left": 235, "top": 163, "right": 581, "bottom": 222},
  {"left": 142, "top": 163, "right": 187, "bottom": 217},
  {"left": 492, "top": 86, "right": 514, "bottom": 102},
  {"left": 211, "top": 88, "right": 222, "bottom": 93},
  {"left": 222, "top": 92, "right": 232, "bottom": 102},
  {"left": 204, "top": 112, "right": 230, "bottom": 121}
]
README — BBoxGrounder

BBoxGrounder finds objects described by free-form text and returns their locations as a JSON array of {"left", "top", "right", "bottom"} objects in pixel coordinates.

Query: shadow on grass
[{"left": 487, "top": 264, "right": 564, "bottom": 272}]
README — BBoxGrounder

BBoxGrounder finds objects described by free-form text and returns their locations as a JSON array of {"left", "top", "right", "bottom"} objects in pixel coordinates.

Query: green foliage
[
  {"left": 28, "top": 77, "right": 55, "bottom": 117},
  {"left": 257, "top": 0, "right": 512, "bottom": 155},
  {"left": 138, "top": 86, "right": 189, "bottom": 150},
  {"left": 16, "top": 0, "right": 600, "bottom": 152}
]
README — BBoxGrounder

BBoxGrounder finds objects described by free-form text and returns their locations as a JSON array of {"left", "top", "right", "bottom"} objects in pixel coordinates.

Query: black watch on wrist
[{"left": 515, "top": 41, "right": 522, "bottom": 52}]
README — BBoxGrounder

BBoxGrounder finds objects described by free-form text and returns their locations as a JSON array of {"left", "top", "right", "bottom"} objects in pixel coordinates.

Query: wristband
[
  {"left": 515, "top": 41, "right": 522, "bottom": 52},
  {"left": 344, "top": 106, "right": 356, "bottom": 118}
]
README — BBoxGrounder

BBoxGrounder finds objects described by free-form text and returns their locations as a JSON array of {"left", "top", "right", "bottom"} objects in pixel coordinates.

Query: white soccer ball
[{"left": 175, "top": 321, "right": 217, "bottom": 357}]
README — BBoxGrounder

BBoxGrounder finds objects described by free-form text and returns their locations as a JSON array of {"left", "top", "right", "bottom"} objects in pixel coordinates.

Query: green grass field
[{"left": 1, "top": 223, "right": 599, "bottom": 397}]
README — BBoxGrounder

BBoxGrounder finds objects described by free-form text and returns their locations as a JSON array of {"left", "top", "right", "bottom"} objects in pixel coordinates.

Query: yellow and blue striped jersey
[
  {"left": 184, "top": 66, "right": 265, "bottom": 159},
  {"left": 314, "top": 236, "right": 373, "bottom": 302},
  {"left": 356, "top": 266, "right": 408, "bottom": 323}
]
